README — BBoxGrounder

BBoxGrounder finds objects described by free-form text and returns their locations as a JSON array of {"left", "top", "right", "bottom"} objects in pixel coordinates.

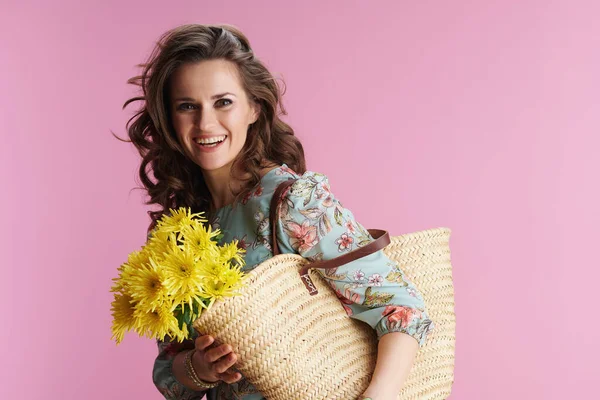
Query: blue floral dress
[{"left": 152, "top": 164, "right": 435, "bottom": 400}]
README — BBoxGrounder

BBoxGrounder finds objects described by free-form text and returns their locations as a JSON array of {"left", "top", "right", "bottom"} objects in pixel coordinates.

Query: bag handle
[{"left": 270, "top": 178, "right": 391, "bottom": 296}]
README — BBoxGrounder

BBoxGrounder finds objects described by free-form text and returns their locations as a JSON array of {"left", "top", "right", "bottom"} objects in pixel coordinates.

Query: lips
[
  {"left": 194, "top": 134, "right": 228, "bottom": 145},
  {"left": 193, "top": 135, "right": 228, "bottom": 152}
]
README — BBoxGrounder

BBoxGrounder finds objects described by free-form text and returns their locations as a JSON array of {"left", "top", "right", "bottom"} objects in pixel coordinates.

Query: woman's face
[{"left": 169, "top": 59, "right": 259, "bottom": 173}]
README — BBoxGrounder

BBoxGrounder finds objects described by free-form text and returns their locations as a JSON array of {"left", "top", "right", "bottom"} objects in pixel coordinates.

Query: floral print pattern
[
  {"left": 382, "top": 305, "right": 423, "bottom": 330},
  {"left": 335, "top": 232, "right": 354, "bottom": 252},
  {"left": 152, "top": 164, "right": 434, "bottom": 400},
  {"left": 284, "top": 219, "right": 318, "bottom": 253}
]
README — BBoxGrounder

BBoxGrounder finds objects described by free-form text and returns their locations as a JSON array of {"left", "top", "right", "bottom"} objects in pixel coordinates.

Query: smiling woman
[
  {"left": 168, "top": 60, "right": 259, "bottom": 178},
  {"left": 120, "top": 23, "right": 306, "bottom": 222},
  {"left": 118, "top": 23, "right": 434, "bottom": 400}
]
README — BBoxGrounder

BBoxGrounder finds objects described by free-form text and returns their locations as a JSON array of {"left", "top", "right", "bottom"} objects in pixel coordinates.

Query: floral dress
[{"left": 152, "top": 164, "right": 435, "bottom": 400}]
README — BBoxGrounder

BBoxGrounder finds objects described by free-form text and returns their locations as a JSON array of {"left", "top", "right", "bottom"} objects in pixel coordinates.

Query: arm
[
  {"left": 275, "top": 172, "right": 434, "bottom": 396},
  {"left": 171, "top": 350, "right": 209, "bottom": 393},
  {"left": 362, "top": 332, "right": 419, "bottom": 399},
  {"left": 152, "top": 337, "right": 207, "bottom": 400}
]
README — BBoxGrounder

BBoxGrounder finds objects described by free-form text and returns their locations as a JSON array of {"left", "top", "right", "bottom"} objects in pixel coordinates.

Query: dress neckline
[{"left": 209, "top": 163, "right": 287, "bottom": 215}]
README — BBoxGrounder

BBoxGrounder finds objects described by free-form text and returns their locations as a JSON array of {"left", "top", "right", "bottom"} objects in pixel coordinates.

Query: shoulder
[
  {"left": 274, "top": 168, "right": 366, "bottom": 258},
  {"left": 288, "top": 170, "right": 332, "bottom": 204},
  {"left": 264, "top": 164, "right": 303, "bottom": 186},
  {"left": 277, "top": 168, "right": 342, "bottom": 226},
  {"left": 262, "top": 166, "right": 335, "bottom": 206}
]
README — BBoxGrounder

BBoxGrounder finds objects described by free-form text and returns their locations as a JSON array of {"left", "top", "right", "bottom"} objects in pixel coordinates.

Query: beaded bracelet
[{"left": 184, "top": 349, "right": 221, "bottom": 390}]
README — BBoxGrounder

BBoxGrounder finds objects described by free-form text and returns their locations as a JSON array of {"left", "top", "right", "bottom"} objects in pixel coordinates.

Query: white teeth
[{"left": 195, "top": 135, "right": 227, "bottom": 145}]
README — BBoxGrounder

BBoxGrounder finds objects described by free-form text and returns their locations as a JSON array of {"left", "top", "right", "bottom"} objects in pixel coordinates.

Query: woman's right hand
[{"left": 192, "top": 335, "right": 242, "bottom": 384}]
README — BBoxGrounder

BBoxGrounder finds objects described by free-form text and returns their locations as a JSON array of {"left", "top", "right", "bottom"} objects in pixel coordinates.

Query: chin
[{"left": 195, "top": 157, "right": 235, "bottom": 173}]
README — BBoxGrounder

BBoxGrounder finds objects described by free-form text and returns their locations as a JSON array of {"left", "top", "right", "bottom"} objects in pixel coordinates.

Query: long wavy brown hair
[{"left": 118, "top": 24, "right": 306, "bottom": 231}]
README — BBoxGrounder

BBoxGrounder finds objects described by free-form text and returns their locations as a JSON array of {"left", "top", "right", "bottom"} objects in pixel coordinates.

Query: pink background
[{"left": 2, "top": 1, "right": 598, "bottom": 399}]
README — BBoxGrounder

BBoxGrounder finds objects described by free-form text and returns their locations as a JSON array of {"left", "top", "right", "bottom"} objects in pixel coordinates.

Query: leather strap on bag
[{"left": 269, "top": 178, "right": 391, "bottom": 296}]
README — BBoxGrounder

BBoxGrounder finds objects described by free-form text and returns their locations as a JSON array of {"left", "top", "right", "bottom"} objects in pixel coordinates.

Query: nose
[{"left": 195, "top": 109, "right": 217, "bottom": 132}]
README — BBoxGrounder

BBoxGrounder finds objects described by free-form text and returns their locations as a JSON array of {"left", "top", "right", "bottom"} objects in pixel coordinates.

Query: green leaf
[
  {"left": 356, "top": 222, "right": 370, "bottom": 238},
  {"left": 364, "top": 287, "right": 395, "bottom": 307},
  {"left": 191, "top": 301, "right": 201, "bottom": 321},
  {"left": 182, "top": 304, "right": 192, "bottom": 325},
  {"left": 299, "top": 207, "right": 325, "bottom": 220},
  {"left": 175, "top": 308, "right": 185, "bottom": 331},
  {"left": 385, "top": 269, "right": 409, "bottom": 286},
  {"left": 318, "top": 215, "right": 332, "bottom": 237},
  {"left": 291, "top": 179, "right": 318, "bottom": 207},
  {"left": 333, "top": 206, "right": 343, "bottom": 226},
  {"left": 358, "top": 238, "right": 372, "bottom": 247}
]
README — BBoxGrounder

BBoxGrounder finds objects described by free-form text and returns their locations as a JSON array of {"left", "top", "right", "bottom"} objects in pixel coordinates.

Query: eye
[
  {"left": 177, "top": 103, "right": 197, "bottom": 111},
  {"left": 216, "top": 98, "right": 233, "bottom": 107}
]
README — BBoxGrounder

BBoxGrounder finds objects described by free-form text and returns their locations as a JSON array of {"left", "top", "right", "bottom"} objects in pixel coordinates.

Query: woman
[{"left": 123, "top": 23, "right": 434, "bottom": 400}]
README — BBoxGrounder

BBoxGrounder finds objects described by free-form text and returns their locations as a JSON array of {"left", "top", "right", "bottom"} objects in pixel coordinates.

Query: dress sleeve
[
  {"left": 274, "top": 172, "right": 435, "bottom": 346},
  {"left": 152, "top": 335, "right": 207, "bottom": 400}
]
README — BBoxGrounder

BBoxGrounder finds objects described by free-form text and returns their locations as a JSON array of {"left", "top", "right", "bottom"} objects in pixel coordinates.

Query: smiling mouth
[{"left": 194, "top": 136, "right": 227, "bottom": 147}]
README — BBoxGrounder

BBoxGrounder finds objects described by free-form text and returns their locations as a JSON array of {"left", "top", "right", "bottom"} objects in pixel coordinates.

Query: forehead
[{"left": 169, "top": 59, "right": 244, "bottom": 98}]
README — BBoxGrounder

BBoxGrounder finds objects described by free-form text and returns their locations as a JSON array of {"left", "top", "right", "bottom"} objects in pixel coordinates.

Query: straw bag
[{"left": 193, "top": 179, "right": 456, "bottom": 399}]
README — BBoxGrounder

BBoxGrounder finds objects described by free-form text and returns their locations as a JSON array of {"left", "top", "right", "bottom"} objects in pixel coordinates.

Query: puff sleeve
[{"left": 274, "top": 172, "right": 435, "bottom": 346}]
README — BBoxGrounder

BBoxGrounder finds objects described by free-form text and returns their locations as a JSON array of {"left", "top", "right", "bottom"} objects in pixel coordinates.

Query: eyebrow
[{"left": 174, "top": 92, "right": 237, "bottom": 102}]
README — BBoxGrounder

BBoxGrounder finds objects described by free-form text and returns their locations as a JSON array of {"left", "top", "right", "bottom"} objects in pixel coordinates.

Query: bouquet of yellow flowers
[{"left": 110, "top": 208, "right": 246, "bottom": 344}]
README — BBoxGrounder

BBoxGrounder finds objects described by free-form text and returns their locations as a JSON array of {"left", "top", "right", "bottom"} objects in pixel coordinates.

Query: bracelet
[{"left": 184, "top": 350, "right": 221, "bottom": 390}]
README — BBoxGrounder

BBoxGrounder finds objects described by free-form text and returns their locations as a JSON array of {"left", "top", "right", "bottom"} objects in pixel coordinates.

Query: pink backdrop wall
[{"left": 2, "top": 1, "right": 598, "bottom": 399}]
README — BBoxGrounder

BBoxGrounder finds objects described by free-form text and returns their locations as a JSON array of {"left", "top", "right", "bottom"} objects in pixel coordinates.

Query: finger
[
  {"left": 194, "top": 335, "right": 214, "bottom": 351},
  {"left": 218, "top": 369, "right": 242, "bottom": 384},
  {"left": 204, "top": 344, "right": 234, "bottom": 363},
  {"left": 213, "top": 352, "right": 237, "bottom": 374}
]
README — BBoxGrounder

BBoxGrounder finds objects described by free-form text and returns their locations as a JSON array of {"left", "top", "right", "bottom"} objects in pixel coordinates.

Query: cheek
[
  {"left": 224, "top": 111, "right": 251, "bottom": 136},
  {"left": 171, "top": 115, "right": 190, "bottom": 139}
]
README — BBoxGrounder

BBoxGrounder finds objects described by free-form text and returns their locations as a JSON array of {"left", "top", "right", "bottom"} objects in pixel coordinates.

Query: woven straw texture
[{"left": 193, "top": 227, "right": 455, "bottom": 400}]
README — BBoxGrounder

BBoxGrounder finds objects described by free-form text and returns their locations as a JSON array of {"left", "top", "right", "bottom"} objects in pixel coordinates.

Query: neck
[
  {"left": 202, "top": 161, "right": 280, "bottom": 211},
  {"left": 202, "top": 162, "right": 242, "bottom": 211}
]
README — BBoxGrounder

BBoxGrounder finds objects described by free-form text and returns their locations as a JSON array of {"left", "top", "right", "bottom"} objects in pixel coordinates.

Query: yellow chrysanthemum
[
  {"left": 155, "top": 208, "right": 207, "bottom": 235},
  {"left": 110, "top": 206, "right": 248, "bottom": 344},
  {"left": 127, "top": 259, "right": 169, "bottom": 313},
  {"left": 198, "top": 260, "right": 246, "bottom": 298},
  {"left": 127, "top": 248, "right": 152, "bottom": 267},
  {"left": 180, "top": 222, "right": 221, "bottom": 255},
  {"left": 110, "top": 268, "right": 134, "bottom": 295},
  {"left": 160, "top": 244, "right": 204, "bottom": 311},
  {"left": 132, "top": 302, "right": 181, "bottom": 342},
  {"left": 219, "top": 241, "right": 246, "bottom": 266},
  {"left": 110, "top": 266, "right": 128, "bottom": 294},
  {"left": 145, "top": 230, "right": 173, "bottom": 257},
  {"left": 172, "top": 321, "right": 190, "bottom": 343},
  {"left": 111, "top": 292, "right": 137, "bottom": 345},
  {"left": 112, "top": 248, "right": 153, "bottom": 291}
]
